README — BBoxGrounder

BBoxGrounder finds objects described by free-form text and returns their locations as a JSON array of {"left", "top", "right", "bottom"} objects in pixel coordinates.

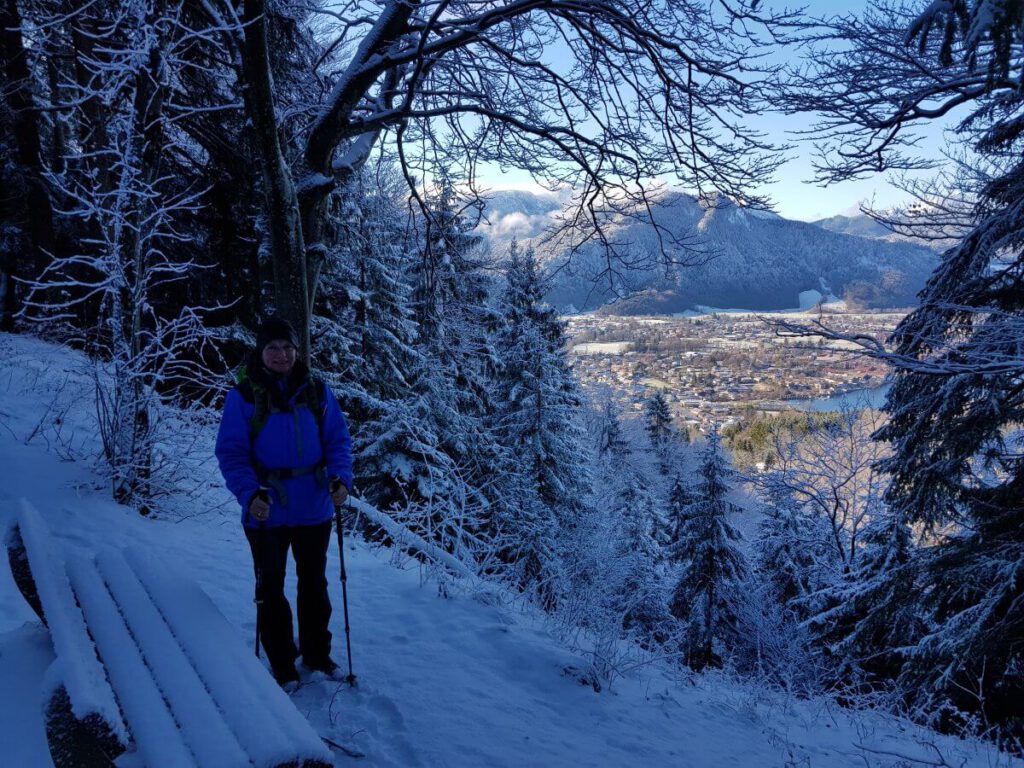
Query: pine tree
[
  {"left": 805, "top": 510, "right": 923, "bottom": 686},
  {"left": 879, "top": 4, "right": 1024, "bottom": 739},
  {"left": 491, "top": 242, "right": 590, "bottom": 601},
  {"left": 590, "top": 400, "right": 671, "bottom": 641},
  {"left": 756, "top": 498, "right": 819, "bottom": 619},
  {"left": 666, "top": 474, "right": 696, "bottom": 559},
  {"left": 783, "top": 0, "right": 1024, "bottom": 739},
  {"left": 644, "top": 391, "right": 674, "bottom": 457},
  {"left": 393, "top": 183, "right": 509, "bottom": 563},
  {"left": 313, "top": 170, "right": 422, "bottom": 510},
  {"left": 669, "top": 428, "right": 748, "bottom": 670}
]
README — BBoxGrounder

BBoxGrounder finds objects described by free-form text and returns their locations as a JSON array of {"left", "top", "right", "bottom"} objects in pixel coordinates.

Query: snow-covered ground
[
  {"left": 1, "top": 332, "right": 1020, "bottom": 768},
  {"left": 572, "top": 342, "right": 634, "bottom": 355}
]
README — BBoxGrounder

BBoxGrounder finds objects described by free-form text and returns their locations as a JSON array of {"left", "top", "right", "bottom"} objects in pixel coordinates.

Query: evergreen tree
[
  {"left": 312, "top": 170, "right": 424, "bottom": 511},
  {"left": 393, "top": 184, "right": 509, "bottom": 563},
  {"left": 491, "top": 242, "right": 590, "bottom": 601},
  {"left": 805, "top": 510, "right": 924, "bottom": 686},
  {"left": 644, "top": 391, "right": 675, "bottom": 458},
  {"left": 665, "top": 473, "right": 696, "bottom": 559},
  {"left": 784, "top": 0, "right": 1024, "bottom": 739},
  {"left": 669, "top": 428, "right": 748, "bottom": 670},
  {"left": 596, "top": 399, "right": 630, "bottom": 458},
  {"left": 590, "top": 399, "right": 671, "bottom": 641},
  {"left": 756, "top": 497, "right": 820, "bottom": 620}
]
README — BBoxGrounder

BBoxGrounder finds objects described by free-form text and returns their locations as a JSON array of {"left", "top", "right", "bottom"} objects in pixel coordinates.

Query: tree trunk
[
  {"left": 237, "top": 0, "right": 413, "bottom": 354},
  {"left": 237, "top": 0, "right": 310, "bottom": 357},
  {"left": 120, "top": 0, "right": 170, "bottom": 512},
  {"left": 1, "top": 0, "right": 56, "bottom": 330},
  {"left": 298, "top": 2, "right": 413, "bottom": 315}
]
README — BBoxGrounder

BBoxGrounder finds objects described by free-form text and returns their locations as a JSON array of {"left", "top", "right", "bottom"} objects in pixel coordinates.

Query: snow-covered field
[
  {"left": 1, "top": 332, "right": 1019, "bottom": 768},
  {"left": 572, "top": 342, "right": 634, "bottom": 355}
]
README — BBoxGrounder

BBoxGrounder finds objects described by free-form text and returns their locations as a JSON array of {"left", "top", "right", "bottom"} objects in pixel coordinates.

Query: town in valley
[{"left": 565, "top": 307, "right": 903, "bottom": 434}]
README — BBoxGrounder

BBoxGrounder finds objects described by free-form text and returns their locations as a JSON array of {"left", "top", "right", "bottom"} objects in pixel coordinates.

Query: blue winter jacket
[{"left": 216, "top": 358, "right": 353, "bottom": 528}]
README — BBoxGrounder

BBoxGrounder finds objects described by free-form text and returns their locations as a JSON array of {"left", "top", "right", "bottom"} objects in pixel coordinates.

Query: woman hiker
[{"left": 216, "top": 316, "right": 353, "bottom": 687}]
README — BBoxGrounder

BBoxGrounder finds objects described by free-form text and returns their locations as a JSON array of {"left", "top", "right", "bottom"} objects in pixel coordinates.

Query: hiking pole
[
  {"left": 254, "top": 518, "right": 266, "bottom": 658},
  {"left": 334, "top": 501, "right": 357, "bottom": 685}
]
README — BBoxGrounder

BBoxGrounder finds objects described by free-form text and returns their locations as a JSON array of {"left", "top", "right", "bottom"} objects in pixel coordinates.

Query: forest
[{"left": 0, "top": 0, "right": 1021, "bottom": 753}]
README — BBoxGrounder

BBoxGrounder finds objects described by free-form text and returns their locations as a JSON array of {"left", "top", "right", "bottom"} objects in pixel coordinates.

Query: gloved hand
[
  {"left": 249, "top": 490, "right": 270, "bottom": 521},
  {"left": 329, "top": 478, "right": 349, "bottom": 507}
]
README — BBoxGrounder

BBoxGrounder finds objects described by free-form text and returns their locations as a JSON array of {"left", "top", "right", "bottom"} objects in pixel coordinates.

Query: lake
[{"left": 785, "top": 382, "right": 891, "bottom": 412}]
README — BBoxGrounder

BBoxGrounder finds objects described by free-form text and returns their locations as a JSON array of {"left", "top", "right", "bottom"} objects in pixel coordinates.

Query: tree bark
[
  {"left": 237, "top": 0, "right": 310, "bottom": 357},
  {"left": 298, "top": 8, "right": 412, "bottom": 312},
  {"left": 1, "top": 0, "right": 56, "bottom": 330},
  {"left": 116, "top": 0, "right": 170, "bottom": 512}
]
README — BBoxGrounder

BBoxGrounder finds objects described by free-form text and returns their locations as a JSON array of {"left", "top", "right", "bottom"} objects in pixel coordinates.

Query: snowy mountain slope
[
  {"left": 480, "top": 191, "right": 938, "bottom": 313},
  {"left": 812, "top": 213, "right": 962, "bottom": 254},
  {"left": 812, "top": 214, "right": 894, "bottom": 241},
  {"left": 476, "top": 189, "right": 566, "bottom": 245},
  {"left": 0, "top": 333, "right": 1019, "bottom": 768}
]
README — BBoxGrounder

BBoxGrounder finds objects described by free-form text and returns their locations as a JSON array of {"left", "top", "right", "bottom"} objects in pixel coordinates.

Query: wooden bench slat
[
  {"left": 68, "top": 556, "right": 197, "bottom": 768},
  {"left": 96, "top": 550, "right": 253, "bottom": 768},
  {"left": 14, "top": 500, "right": 128, "bottom": 748},
  {"left": 8, "top": 497, "right": 333, "bottom": 768},
  {"left": 124, "top": 549, "right": 331, "bottom": 768}
]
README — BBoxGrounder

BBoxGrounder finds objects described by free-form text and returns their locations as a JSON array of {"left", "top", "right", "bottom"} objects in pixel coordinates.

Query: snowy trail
[{"left": 1, "top": 333, "right": 1020, "bottom": 768}]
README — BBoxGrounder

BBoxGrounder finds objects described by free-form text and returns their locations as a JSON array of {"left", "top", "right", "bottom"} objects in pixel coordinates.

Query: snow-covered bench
[{"left": 5, "top": 499, "right": 332, "bottom": 768}]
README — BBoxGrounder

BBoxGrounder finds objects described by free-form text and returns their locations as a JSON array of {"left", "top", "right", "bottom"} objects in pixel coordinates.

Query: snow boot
[{"left": 274, "top": 663, "right": 300, "bottom": 691}]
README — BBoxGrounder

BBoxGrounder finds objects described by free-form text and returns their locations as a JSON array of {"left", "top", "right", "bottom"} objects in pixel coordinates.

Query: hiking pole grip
[{"left": 334, "top": 502, "right": 356, "bottom": 685}]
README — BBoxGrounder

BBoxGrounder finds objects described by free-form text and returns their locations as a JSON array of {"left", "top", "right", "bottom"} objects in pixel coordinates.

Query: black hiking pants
[{"left": 246, "top": 521, "right": 333, "bottom": 677}]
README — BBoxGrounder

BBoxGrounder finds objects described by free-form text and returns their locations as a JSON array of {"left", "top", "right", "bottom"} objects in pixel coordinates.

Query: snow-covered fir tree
[
  {"left": 785, "top": 0, "right": 1024, "bottom": 741},
  {"left": 670, "top": 428, "right": 748, "bottom": 670},
  {"left": 395, "top": 183, "right": 510, "bottom": 563},
  {"left": 665, "top": 473, "right": 696, "bottom": 560},
  {"left": 755, "top": 494, "right": 821, "bottom": 621},
  {"left": 644, "top": 391, "right": 675, "bottom": 462},
  {"left": 589, "top": 399, "right": 671, "bottom": 643},
  {"left": 490, "top": 241, "right": 590, "bottom": 601},
  {"left": 312, "top": 169, "right": 423, "bottom": 511},
  {"left": 805, "top": 509, "right": 923, "bottom": 688}
]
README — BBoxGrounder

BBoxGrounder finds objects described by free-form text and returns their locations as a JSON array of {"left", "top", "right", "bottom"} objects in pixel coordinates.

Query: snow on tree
[
  {"left": 781, "top": 0, "right": 1024, "bottom": 740},
  {"left": 574, "top": 399, "right": 672, "bottom": 644},
  {"left": 490, "top": 241, "right": 590, "bottom": 602},
  {"left": 644, "top": 392, "right": 674, "bottom": 454},
  {"left": 755, "top": 493, "right": 823, "bottom": 622},
  {"left": 20, "top": 0, "right": 226, "bottom": 512},
  {"left": 669, "top": 427, "right": 748, "bottom": 671},
  {"left": 747, "top": 409, "right": 915, "bottom": 687},
  {"left": 756, "top": 409, "right": 890, "bottom": 581},
  {"left": 378, "top": 183, "right": 510, "bottom": 567},
  {"left": 644, "top": 390, "right": 689, "bottom": 484},
  {"left": 311, "top": 166, "right": 424, "bottom": 512},
  {"left": 665, "top": 473, "right": 697, "bottom": 560},
  {"left": 204, "top": 0, "right": 792, "bottom": 352},
  {"left": 805, "top": 509, "right": 923, "bottom": 689}
]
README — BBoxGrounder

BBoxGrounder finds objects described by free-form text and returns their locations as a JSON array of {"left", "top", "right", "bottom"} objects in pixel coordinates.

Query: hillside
[
  {"left": 812, "top": 214, "right": 895, "bottom": 241},
  {"left": 479, "top": 191, "right": 938, "bottom": 313},
  {"left": 1, "top": 332, "right": 1019, "bottom": 768}
]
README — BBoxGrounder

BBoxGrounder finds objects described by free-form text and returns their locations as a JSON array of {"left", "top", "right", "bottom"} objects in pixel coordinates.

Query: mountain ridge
[{"left": 477, "top": 190, "right": 938, "bottom": 313}]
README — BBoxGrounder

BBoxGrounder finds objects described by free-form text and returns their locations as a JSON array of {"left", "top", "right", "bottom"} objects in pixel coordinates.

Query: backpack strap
[
  {"left": 237, "top": 374, "right": 331, "bottom": 505},
  {"left": 237, "top": 378, "right": 274, "bottom": 444}
]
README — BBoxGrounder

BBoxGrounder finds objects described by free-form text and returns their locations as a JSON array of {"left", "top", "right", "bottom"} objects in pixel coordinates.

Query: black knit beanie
[{"left": 256, "top": 315, "right": 299, "bottom": 352}]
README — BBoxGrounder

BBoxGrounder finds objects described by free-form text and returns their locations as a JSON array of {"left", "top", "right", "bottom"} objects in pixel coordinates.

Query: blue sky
[
  {"left": 477, "top": 0, "right": 956, "bottom": 222},
  {"left": 752, "top": 0, "right": 952, "bottom": 221}
]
